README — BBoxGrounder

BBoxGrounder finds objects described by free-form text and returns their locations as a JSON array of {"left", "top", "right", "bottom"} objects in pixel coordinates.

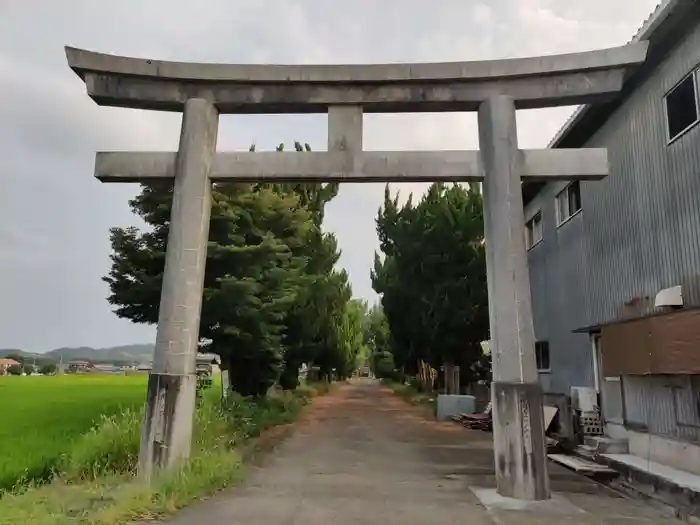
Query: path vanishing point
[{"left": 154, "top": 380, "right": 679, "bottom": 525}]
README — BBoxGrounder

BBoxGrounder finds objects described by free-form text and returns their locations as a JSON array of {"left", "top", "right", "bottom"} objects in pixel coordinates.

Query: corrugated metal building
[{"left": 523, "top": 0, "right": 700, "bottom": 474}]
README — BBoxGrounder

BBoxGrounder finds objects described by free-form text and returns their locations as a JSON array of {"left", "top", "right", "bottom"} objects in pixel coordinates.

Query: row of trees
[
  {"left": 2, "top": 358, "right": 56, "bottom": 376},
  {"left": 369, "top": 183, "right": 491, "bottom": 390},
  {"left": 103, "top": 144, "right": 490, "bottom": 394},
  {"left": 104, "top": 143, "right": 367, "bottom": 397}
]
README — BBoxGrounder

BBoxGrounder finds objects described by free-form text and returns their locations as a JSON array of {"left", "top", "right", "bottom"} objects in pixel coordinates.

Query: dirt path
[{"left": 162, "top": 380, "right": 680, "bottom": 524}]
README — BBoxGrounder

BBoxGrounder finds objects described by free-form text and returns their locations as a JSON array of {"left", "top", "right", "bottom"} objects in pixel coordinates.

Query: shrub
[
  {"left": 373, "top": 351, "right": 396, "bottom": 379},
  {"left": 59, "top": 408, "right": 142, "bottom": 481},
  {"left": 38, "top": 364, "right": 56, "bottom": 375},
  {"left": 6, "top": 365, "right": 22, "bottom": 376}
]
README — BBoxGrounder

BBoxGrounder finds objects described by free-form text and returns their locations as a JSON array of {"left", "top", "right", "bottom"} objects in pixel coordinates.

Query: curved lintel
[
  {"left": 66, "top": 44, "right": 647, "bottom": 83},
  {"left": 65, "top": 43, "right": 648, "bottom": 113}
]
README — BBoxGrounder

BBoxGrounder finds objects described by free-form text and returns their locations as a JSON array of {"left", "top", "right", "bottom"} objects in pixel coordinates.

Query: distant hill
[
  {"left": 0, "top": 349, "right": 43, "bottom": 361},
  {"left": 0, "top": 344, "right": 155, "bottom": 364}
]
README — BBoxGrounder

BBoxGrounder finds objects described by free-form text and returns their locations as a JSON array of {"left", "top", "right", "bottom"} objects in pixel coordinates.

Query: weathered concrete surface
[
  {"left": 156, "top": 381, "right": 680, "bottom": 525},
  {"left": 479, "top": 95, "right": 549, "bottom": 499},
  {"left": 94, "top": 148, "right": 609, "bottom": 183},
  {"left": 479, "top": 95, "right": 539, "bottom": 386},
  {"left": 137, "top": 98, "right": 219, "bottom": 480},
  {"left": 64, "top": 43, "right": 648, "bottom": 113},
  {"left": 66, "top": 45, "right": 647, "bottom": 82},
  {"left": 491, "top": 381, "right": 550, "bottom": 500},
  {"left": 436, "top": 394, "right": 476, "bottom": 420}
]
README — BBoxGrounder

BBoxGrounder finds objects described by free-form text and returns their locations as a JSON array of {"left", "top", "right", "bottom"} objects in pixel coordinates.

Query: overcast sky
[{"left": 0, "top": 0, "right": 659, "bottom": 352}]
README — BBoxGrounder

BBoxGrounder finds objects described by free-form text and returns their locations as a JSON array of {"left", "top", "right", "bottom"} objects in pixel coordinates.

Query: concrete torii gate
[{"left": 65, "top": 42, "right": 647, "bottom": 500}]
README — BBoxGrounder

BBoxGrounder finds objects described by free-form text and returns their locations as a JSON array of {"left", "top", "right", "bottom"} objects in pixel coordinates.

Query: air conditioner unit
[
  {"left": 570, "top": 386, "right": 598, "bottom": 412},
  {"left": 654, "top": 285, "right": 683, "bottom": 308}
]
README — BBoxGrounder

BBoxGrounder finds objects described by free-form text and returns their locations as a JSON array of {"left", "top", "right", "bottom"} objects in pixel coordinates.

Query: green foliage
[
  {"left": 389, "top": 380, "right": 436, "bottom": 408},
  {"left": 6, "top": 365, "right": 21, "bottom": 376},
  {"left": 0, "top": 375, "right": 147, "bottom": 491},
  {"left": 59, "top": 408, "right": 142, "bottom": 481},
  {"left": 56, "top": 388, "right": 311, "bottom": 482},
  {"left": 274, "top": 145, "right": 355, "bottom": 390},
  {"left": 0, "top": 378, "right": 329, "bottom": 525},
  {"left": 196, "top": 373, "right": 213, "bottom": 403},
  {"left": 38, "top": 364, "right": 56, "bottom": 375},
  {"left": 331, "top": 299, "right": 369, "bottom": 379},
  {"left": 103, "top": 142, "right": 362, "bottom": 398},
  {"left": 371, "top": 183, "right": 490, "bottom": 386},
  {"left": 3, "top": 353, "right": 25, "bottom": 365},
  {"left": 373, "top": 350, "right": 396, "bottom": 379},
  {"left": 363, "top": 303, "right": 394, "bottom": 371}
]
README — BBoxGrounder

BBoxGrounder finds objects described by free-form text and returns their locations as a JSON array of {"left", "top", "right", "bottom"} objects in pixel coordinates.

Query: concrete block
[{"left": 436, "top": 394, "right": 476, "bottom": 420}]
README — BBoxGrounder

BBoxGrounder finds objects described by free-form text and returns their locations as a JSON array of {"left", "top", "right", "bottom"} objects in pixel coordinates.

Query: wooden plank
[
  {"left": 548, "top": 454, "right": 617, "bottom": 474},
  {"left": 543, "top": 405, "right": 558, "bottom": 433}
]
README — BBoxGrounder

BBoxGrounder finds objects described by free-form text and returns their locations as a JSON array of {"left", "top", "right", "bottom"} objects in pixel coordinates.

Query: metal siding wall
[
  {"left": 622, "top": 375, "right": 700, "bottom": 441},
  {"left": 526, "top": 15, "right": 700, "bottom": 396},
  {"left": 583, "top": 18, "right": 700, "bottom": 326},
  {"left": 525, "top": 194, "right": 593, "bottom": 395}
]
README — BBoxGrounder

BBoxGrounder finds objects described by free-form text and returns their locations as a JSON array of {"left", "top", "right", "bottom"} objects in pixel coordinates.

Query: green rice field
[{"left": 0, "top": 374, "right": 147, "bottom": 490}]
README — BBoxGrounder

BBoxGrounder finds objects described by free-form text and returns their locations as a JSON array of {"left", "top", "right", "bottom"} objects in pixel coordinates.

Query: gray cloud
[{"left": 0, "top": 0, "right": 658, "bottom": 351}]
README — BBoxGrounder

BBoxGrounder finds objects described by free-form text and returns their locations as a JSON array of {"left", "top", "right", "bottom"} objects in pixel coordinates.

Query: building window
[
  {"left": 665, "top": 73, "right": 699, "bottom": 142},
  {"left": 555, "top": 181, "right": 581, "bottom": 225},
  {"left": 535, "top": 341, "right": 550, "bottom": 372},
  {"left": 525, "top": 212, "right": 543, "bottom": 250}
]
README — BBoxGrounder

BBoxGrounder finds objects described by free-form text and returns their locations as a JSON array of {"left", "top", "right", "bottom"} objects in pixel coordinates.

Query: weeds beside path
[
  {"left": 0, "top": 382, "right": 331, "bottom": 525},
  {"left": 385, "top": 380, "right": 436, "bottom": 413}
]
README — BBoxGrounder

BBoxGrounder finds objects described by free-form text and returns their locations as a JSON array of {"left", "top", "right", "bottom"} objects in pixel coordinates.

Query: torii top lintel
[{"left": 65, "top": 43, "right": 648, "bottom": 114}]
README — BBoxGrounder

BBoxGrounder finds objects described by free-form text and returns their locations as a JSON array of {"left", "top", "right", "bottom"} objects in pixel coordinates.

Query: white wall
[{"left": 607, "top": 422, "right": 700, "bottom": 475}]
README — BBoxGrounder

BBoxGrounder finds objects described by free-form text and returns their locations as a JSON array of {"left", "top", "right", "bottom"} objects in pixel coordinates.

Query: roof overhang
[
  {"left": 523, "top": 0, "right": 699, "bottom": 205},
  {"left": 572, "top": 304, "right": 700, "bottom": 333}
]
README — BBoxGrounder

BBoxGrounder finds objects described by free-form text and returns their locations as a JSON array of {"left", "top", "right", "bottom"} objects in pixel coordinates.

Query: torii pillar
[
  {"left": 64, "top": 42, "right": 648, "bottom": 496},
  {"left": 479, "top": 95, "right": 547, "bottom": 498}
]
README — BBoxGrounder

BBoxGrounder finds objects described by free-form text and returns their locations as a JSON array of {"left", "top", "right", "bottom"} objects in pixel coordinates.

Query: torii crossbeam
[
  {"left": 94, "top": 148, "right": 608, "bottom": 183},
  {"left": 65, "top": 41, "right": 648, "bottom": 500}
]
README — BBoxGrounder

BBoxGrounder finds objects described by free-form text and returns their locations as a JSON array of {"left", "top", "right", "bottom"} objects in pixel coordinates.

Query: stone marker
[{"left": 65, "top": 42, "right": 648, "bottom": 497}]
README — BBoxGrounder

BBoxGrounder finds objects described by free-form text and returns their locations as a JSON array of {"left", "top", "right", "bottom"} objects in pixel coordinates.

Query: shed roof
[{"left": 523, "top": 0, "right": 698, "bottom": 203}]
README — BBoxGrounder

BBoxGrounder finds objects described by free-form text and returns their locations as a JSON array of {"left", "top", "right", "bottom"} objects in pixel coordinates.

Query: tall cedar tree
[
  {"left": 371, "top": 183, "right": 489, "bottom": 385},
  {"left": 104, "top": 143, "right": 365, "bottom": 395}
]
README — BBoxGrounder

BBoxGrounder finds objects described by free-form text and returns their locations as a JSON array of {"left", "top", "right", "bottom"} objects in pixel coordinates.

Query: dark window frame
[
  {"left": 555, "top": 181, "right": 582, "bottom": 226},
  {"left": 665, "top": 71, "right": 700, "bottom": 144},
  {"left": 525, "top": 211, "right": 543, "bottom": 250},
  {"left": 535, "top": 341, "right": 550, "bottom": 373}
]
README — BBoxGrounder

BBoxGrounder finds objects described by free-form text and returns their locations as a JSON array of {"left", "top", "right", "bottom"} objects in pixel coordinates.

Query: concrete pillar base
[
  {"left": 492, "top": 381, "right": 550, "bottom": 501},
  {"left": 137, "top": 372, "right": 197, "bottom": 480}
]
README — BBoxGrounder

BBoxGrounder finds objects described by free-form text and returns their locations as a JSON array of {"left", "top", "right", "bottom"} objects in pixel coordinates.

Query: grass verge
[
  {"left": 385, "top": 379, "right": 436, "bottom": 410},
  {"left": 0, "top": 382, "right": 329, "bottom": 525}
]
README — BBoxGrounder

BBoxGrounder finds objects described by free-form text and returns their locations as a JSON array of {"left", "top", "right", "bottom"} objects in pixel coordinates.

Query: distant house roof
[
  {"left": 0, "top": 358, "right": 20, "bottom": 367},
  {"left": 94, "top": 364, "right": 118, "bottom": 370},
  {"left": 523, "top": 0, "right": 696, "bottom": 203}
]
